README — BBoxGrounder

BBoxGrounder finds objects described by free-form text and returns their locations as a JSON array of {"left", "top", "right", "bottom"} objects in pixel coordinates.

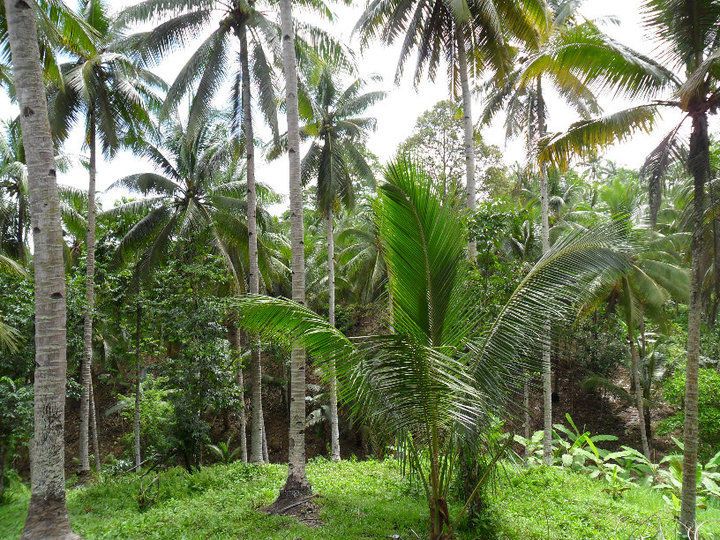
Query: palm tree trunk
[
  {"left": 79, "top": 112, "right": 97, "bottom": 480},
  {"left": 238, "top": 24, "right": 265, "bottom": 465},
  {"left": 276, "top": 0, "right": 312, "bottom": 504},
  {"left": 456, "top": 27, "right": 476, "bottom": 260},
  {"left": 262, "top": 415, "right": 269, "bottom": 463},
  {"left": 679, "top": 108, "right": 708, "bottom": 537},
  {"left": 134, "top": 301, "right": 142, "bottom": 471},
  {"left": 327, "top": 211, "right": 341, "bottom": 461},
  {"left": 627, "top": 323, "right": 650, "bottom": 458},
  {"left": 89, "top": 376, "right": 101, "bottom": 473},
  {"left": 16, "top": 191, "right": 25, "bottom": 262},
  {"left": 227, "top": 321, "right": 248, "bottom": 462},
  {"left": 537, "top": 78, "right": 552, "bottom": 466},
  {"left": 5, "top": 1, "right": 76, "bottom": 536}
]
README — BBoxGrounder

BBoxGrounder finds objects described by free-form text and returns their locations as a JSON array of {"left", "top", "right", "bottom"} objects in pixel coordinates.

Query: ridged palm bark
[
  {"left": 4, "top": 0, "right": 75, "bottom": 536},
  {"left": 456, "top": 28, "right": 476, "bottom": 259},
  {"left": 326, "top": 213, "right": 340, "bottom": 460},
  {"left": 276, "top": 0, "right": 312, "bottom": 504},
  {"left": 682, "top": 104, "right": 708, "bottom": 533},
  {"left": 536, "top": 79, "right": 552, "bottom": 465},
  {"left": 226, "top": 321, "right": 248, "bottom": 462},
  {"left": 78, "top": 114, "right": 97, "bottom": 478},
  {"left": 238, "top": 24, "right": 264, "bottom": 464}
]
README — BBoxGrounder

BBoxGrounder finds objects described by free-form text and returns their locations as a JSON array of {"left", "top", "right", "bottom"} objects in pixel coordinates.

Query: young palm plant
[
  {"left": 297, "top": 63, "right": 384, "bottom": 460},
  {"left": 236, "top": 158, "right": 632, "bottom": 539},
  {"left": 536, "top": 2, "right": 720, "bottom": 531}
]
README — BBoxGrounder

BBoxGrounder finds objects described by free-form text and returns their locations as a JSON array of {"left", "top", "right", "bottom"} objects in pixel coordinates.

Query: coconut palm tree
[
  {"left": 269, "top": 0, "right": 313, "bottom": 510},
  {"left": 537, "top": 1, "right": 720, "bottom": 531},
  {"left": 336, "top": 200, "right": 387, "bottom": 305},
  {"left": 48, "top": 0, "right": 165, "bottom": 479},
  {"left": 0, "top": 0, "right": 97, "bottom": 90},
  {"left": 0, "top": 119, "right": 28, "bottom": 263},
  {"left": 479, "top": 0, "right": 607, "bottom": 463},
  {"left": 106, "top": 117, "right": 283, "bottom": 464},
  {"left": 3, "top": 0, "right": 77, "bottom": 537},
  {"left": 570, "top": 175, "right": 689, "bottom": 458},
  {"left": 355, "top": 0, "right": 546, "bottom": 258},
  {"left": 0, "top": 248, "right": 22, "bottom": 351},
  {"left": 118, "top": 0, "right": 345, "bottom": 462},
  {"left": 296, "top": 64, "right": 383, "bottom": 460},
  {"left": 236, "top": 157, "right": 631, "bottom": 539}
]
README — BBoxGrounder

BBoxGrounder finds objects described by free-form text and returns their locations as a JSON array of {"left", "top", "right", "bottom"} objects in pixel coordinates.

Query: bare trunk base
[
  {"left": 429, "top": 497, "right": 452, "bottom": 540},
  {"left": 264, "top": 473, "right": 318, "bottom": 525},
  {"left": 22, "top": 495, "right": 81, "bottom": 540},
  {"left": 75, "top": 469, "right": 91, "bottom": 485}
]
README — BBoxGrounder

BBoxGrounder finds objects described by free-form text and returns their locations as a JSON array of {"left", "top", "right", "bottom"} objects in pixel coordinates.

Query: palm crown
[{"left": 105, "top": 117, "right": 282, "bottom": 288}]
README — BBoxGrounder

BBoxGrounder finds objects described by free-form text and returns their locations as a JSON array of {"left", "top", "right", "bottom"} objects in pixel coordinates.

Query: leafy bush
[
  {"left": 0, "top": 377, "right": 32, "bottom": 500},
  {"left": 119, "top": 375, "right": 174, "bottom": 460},
  {"left": 660, "top": 367, "right": 720, "bottom": 460}
]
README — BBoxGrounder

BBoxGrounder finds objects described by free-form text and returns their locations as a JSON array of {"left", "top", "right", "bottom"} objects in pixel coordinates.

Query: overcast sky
[{"left": 0, "top": 0, "right": 698, "bottom": 210}]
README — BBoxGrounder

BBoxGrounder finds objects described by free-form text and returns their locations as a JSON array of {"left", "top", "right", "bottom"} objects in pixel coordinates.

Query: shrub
[{"left": 660, "top": 367, "right": 720, "bottom": 461}]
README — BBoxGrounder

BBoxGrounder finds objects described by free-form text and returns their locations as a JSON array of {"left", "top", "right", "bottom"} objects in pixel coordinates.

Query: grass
[{"left": 1, "top": 459, "right": 719, "bottom": 539}]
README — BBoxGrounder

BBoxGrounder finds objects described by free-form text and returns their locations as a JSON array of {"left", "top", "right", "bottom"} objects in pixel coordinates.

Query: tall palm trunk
[
  {"left": 327, "top": 211, "right": 340, "bottom": 461},
  {"left": 227, "top": 321, "right": 248, "bottom": 462},
  {"left": 79, "top": 111, "right": 97, "bottom": 480},
  {"left": 624, "top": 302, "right": 650, "bottom": 459},
  {"left": 89, "top": 376, "right": 101, "bottom": 473},
  {"left": 537, "top": 78, "right": 552, "bottom": 466},
  {"left": 5, "top": 1, "right": 75, "bottom": 536},
  {"left": 277, "top": 0, "right": 312, "bottom": 502},
  {"left": 134, "top": 301, "right": 142, "bottom": 471},
  {"left": 456, "top": 28, "right": 476, "bottom": 260},
  {"left": 238, "top": 25, "right": 265, "bottom": 464},
  {"left": 679, "top": 107, "right": 708, "bottom": 537},
  {"left": 16, "top": 192, "right": 25, "bottom": 262}
]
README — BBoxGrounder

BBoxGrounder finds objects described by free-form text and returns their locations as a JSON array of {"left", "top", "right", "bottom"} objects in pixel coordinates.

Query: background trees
[{"left": 1, "top": 1, "right": 719, "bottom": 539}]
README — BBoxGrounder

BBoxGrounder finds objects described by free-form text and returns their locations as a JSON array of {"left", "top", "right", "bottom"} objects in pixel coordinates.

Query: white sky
[{"left": 0, "top": 0, "right": 697, "bottom": 210}]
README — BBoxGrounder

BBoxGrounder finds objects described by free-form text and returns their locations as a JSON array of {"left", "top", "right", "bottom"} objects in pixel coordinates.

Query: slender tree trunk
[
  {"left": 536, "top": 79, "right": 552, "bottom": 466},
  {"left": 16, "top": 192, "right": 25, "bottom": 262},
  {"left": 640, "top": 319, "right": 653, "bottom": 449},
  {"left": 238, "top": 25, "right": 265, "bottom": 464},
  {"left": 5, "top": 1, "right": 76, "bottom": 536},
  {"left": 79, "top": 112, "right": 97, "bottom": 480},
  {"left": 327, "top": 211, "right": 341, "bottom": 461},
  {"left": 276, "top": 0, "right": 312, "bottom": 504},
  {"left": 262, "top": 414, "right": 269, "bottom": 463},
  {"left": 679, "top": 109, "right": 708, "bottom": 537},
  {"left": 626, "top": 317, "right": 650, "bottom": 459},
  {"left": 134, "top": 302, "right": 142, "bottom": 471},
  {"left": 227, "top": 322, "right": 248, "bottom": 462},
  {"left": 456, "top": 28, "right": 476, "bottom": 260},
  {"left": 89, "top": 377, "right": 101, "bottom": 473}
]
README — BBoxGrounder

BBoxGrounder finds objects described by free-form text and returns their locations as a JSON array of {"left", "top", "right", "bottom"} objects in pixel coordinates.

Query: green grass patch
[{"left": 1, "top": 459, "right": 719, "bottom": 539}]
